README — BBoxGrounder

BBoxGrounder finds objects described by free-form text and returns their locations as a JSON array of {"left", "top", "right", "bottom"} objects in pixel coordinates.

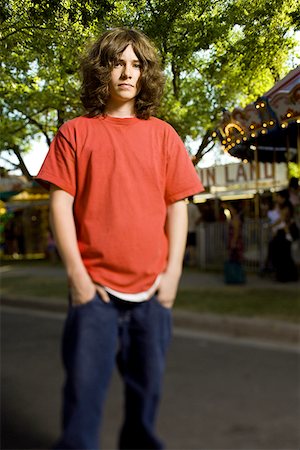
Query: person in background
[
  {"left": 224, "top": 202, "right": 246, "bottom": 284},
  {"left": 288, "top": 177, "right": 300, "bottom": 224},
  {"left": 260, "top": 195, "right": 280, "bottom": 275},
  {"left": 269, "top": 192, "right": 299, "bottom": 282},
  {"left": 228, "top": 202, "right": 244, "bottom": 264},
  {"left": 269, "top": 189, "right": 289, "bottom": 236},
  {"left": 185, "top": 196, "right": 202, "bottom": 266},
  {"left": 289, "top": 177, "right": 300, "bottom": 204},
  {"left": 37, "top": 28, "right": 203, "bottom": 450},
  {"left": 262, "top": 189, "right": 300, "bottom": 279}
]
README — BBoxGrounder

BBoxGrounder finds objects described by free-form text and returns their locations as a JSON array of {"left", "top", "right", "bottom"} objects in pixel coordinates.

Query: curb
[
  {"left": 172, "top": 310, "right": 300, "bottom": 345},
  {"left": 2, "top": 295, "right": 299, "bottom": 345},
  {"left": 1, "top": 295, "right": 68, "bottom": 313}
]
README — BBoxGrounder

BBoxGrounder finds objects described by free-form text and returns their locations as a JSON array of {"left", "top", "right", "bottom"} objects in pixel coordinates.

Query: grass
[
  {"left": 176, "top": 289, "right": 300, "bottom": 323},
  {"left": 1, "top": 259, "right": 69, "bottom": 298},
  {"left": 1, "top": 260, "right": 300, "bottom": 323},
  {"left": 1, "top": 275, "right": 68, "bottom": 298}
]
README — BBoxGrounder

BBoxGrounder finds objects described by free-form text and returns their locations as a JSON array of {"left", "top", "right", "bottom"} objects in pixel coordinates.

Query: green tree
[
  {"left": 0, "top": 0, "right": 112, "bottom": 177},
  {"left": 106, "top": 0, "right": 299, "bottom": 160},
  {"left": 0, "top": 0, "right": 299, "bottom": 177}
]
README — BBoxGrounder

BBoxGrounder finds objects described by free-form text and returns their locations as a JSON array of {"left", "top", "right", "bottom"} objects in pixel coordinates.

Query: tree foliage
[
  {"left": 0, "top": 0, "right": 112, "bottom": 176},
  {"left": 0, "top": 0, "right": 299, "bottom": 177}
]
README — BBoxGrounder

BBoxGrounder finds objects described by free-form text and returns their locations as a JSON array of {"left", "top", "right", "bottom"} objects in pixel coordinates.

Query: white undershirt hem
[{"left": 104, "top": 275, "right": 161, "bottom": 302}]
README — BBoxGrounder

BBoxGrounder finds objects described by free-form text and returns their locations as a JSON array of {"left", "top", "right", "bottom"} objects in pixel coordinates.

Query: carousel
[{"left": 215, "top": 66, "right": 300, "bottom": 166}]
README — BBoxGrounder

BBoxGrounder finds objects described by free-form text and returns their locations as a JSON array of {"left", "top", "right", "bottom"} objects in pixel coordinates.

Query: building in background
[{"left": 215, "top": 66, "right": 300, "bottom": 165}]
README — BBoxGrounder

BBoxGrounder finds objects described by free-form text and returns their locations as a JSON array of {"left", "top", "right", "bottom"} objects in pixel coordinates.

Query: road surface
[{"left": 1, "top": 307, "right": 299, "bottom": 449}]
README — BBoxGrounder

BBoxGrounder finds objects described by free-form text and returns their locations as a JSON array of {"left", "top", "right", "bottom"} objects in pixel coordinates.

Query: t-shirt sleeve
[
  {"left": 165, "top": 126, "right": 204, "bottom": 204},
  {"left": 35, "top": 123, "right": 76, "bottom": 196}
]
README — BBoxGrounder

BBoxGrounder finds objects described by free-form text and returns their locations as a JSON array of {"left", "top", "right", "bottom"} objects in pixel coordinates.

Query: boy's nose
[{"left": 121, "top": 64, "right": 132, "bottom": 79}]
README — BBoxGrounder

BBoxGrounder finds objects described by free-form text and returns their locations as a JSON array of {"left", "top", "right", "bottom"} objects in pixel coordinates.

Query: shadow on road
[{"left": 2, "top": 308, "right": 300, "bottom": 450}]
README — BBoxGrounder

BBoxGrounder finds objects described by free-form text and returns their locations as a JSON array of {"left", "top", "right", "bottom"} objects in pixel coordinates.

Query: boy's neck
[{"left": 105, "top": 100, "right": 136, "bottom": 118}]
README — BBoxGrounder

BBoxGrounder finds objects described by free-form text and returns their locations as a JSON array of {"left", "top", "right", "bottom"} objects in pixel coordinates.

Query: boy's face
[{"left": 108, "top": 44, "right": 142, "bottom": 106}]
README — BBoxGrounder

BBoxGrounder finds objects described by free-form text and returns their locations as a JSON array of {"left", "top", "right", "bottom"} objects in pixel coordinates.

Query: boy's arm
[
  {"left": 157, "top": 199, "right": 188, "bottom": 308},
  {"left": 49, "top": 186, "right": 109, "bottom": 305}
]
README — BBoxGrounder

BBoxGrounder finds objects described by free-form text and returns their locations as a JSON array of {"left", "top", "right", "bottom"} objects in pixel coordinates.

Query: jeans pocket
[
  {"left": 152, "top": 295, "right": 172, "bottom": 312},
  {"left": 71, "top": 291, "right": 99, "bottom": 309}
]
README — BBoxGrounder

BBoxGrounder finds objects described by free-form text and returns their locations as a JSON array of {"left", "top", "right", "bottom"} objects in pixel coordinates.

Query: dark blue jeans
[{"left": 53, "top": 293, "right": 172, "bottom": 450}]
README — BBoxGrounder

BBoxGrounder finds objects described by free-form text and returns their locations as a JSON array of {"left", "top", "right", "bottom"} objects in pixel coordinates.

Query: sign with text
[{"left": 197, "top": 162, "right": 288, "bottom": 191}]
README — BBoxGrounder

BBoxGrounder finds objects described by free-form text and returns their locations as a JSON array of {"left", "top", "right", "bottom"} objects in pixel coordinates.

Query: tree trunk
[{"left": 12, "top": 145, "right": 33, "bottom": 181}]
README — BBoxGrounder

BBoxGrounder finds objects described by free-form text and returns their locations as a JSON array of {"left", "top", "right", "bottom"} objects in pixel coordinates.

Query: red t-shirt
[{"left": 37, "top": 115, "right": 204, "bottom": 292}]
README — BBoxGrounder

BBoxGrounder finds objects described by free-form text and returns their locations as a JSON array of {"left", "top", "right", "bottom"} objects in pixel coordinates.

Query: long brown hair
[{"left": 80, "top": 28, "right": 165, "bottom": 119}]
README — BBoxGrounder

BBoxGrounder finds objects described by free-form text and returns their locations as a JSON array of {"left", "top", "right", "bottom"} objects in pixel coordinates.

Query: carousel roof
[{"left": 215, "top": 66, "right": 300, "bottom": 163}]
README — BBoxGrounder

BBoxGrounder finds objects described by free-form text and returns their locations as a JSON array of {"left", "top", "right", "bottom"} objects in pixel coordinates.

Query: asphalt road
[{"left": 1, "top": 307, "right": 300, "bottom": 450}]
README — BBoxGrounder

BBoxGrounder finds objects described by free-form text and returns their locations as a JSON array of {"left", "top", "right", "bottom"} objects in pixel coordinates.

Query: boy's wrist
[
  {"left": 164, "top": 264, "right": 182, "bottom": 279},
  {"left": 66, "top": 264, "right": 90, "bottom": 282}
]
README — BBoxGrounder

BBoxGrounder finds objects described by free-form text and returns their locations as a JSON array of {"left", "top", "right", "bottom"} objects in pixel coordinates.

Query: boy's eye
[{"left": 113, "top": 61, "right": 141, "bottom": 68}]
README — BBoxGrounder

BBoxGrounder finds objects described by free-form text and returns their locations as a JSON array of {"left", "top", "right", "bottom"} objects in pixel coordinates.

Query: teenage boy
[{"left": 37, "top": 27, "right": 203, "bottom": 450}]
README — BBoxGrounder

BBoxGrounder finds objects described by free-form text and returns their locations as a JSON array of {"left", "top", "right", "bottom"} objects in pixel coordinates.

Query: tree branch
[
  {"left": 0, "top": 155, "right": 19, "bottom": 169},
  {"left": 11, "top": 145, "right": 33, "bottom": 180},
  {"left": 193, "top": 129, "right": 215, "bottom": 166},
  {"left": 16, "top": 109, "right": 52, "bottom": 146},
  {"left": 24, "top": 115, "right": 51, "bottom": 146},
  {"left": 171, "top": 60, "right": 180, "bottom": 99},
  {"left": 0, "top": 24, "right": 67, "bottom": 41}
]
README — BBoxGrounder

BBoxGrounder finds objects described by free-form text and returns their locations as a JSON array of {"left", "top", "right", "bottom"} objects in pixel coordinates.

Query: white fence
[{"left": 196, "top": 219, "right": 300, "bottom": 272}]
